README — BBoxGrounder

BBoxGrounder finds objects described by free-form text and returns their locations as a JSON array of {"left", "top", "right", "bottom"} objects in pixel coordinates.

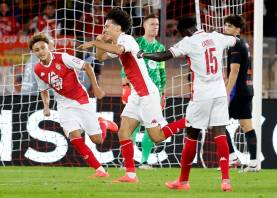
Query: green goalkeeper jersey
[{"left": 121, "top": 36, "right": 166, "bottom": 94}]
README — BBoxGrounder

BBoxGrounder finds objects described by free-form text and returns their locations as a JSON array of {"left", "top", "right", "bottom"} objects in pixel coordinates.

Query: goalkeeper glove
[{"left": 122, "top": 84, "right": 131, "bottom": 104}]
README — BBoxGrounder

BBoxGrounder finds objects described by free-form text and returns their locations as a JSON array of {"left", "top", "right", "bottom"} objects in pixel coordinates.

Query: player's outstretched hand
[
  {"left": 137, "top": 50, "right": 144, "bottom": 59},
  {"left": 93, "top": 87, "right": 105, "bottom": 99},
  {"left": 43, "top": 108, "right": 50, "bottom": 117},
  {"left": 77, "top": 41, "right": 95, "bottom": 50}
]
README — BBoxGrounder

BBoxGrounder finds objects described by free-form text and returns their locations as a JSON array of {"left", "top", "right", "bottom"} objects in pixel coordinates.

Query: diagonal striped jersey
[{"left": 169, "top": 30, "right": 236, "bottom": 101}]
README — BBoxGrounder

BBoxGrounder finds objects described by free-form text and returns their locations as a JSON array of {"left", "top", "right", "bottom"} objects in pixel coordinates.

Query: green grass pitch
[{"left": 0, "top": 166, "right": 276, "bottom": 198}]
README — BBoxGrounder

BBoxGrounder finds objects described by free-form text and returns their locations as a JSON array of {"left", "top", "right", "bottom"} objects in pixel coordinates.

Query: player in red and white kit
[
  {"left": 29, "top": 33, "right": 118, "bottom": 178},
  {"left": 138, "top": 17, "right": 239, "bottom": 192},
  {"left": 78, "top": 8, "right": 186, "bottom": 183}
]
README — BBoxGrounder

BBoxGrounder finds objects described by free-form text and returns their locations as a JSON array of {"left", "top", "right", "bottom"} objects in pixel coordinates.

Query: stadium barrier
[{"left": 0, "top": 96, "right": 276, "bottom": 168}]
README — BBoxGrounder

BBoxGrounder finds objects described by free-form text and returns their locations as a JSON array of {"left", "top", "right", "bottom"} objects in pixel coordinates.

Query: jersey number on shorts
[{"left": 205, "top": 47, "right": 218, "bottom": 74}]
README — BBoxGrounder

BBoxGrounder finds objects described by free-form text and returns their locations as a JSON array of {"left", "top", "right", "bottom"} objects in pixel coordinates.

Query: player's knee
[
  {"left": 68, "top": 130, "right": 82, "bottom": 139},
  {"left": 118, "top": 128, "right": 130, "bottom": 140},
  {"left": 146, "top": 126, "right": 164, "bottom": 144},
  {"left": 240, "top": 123, "right": 251, "bottom": 132},
  {"left": 90, "top": 134, "right": 102, "bottom": 144},
  {"left": 239, "top": 119, "right": 253, "bottom": 132},
  {"left": 241, "top": 126, "right": 253, "bottom": 133}
]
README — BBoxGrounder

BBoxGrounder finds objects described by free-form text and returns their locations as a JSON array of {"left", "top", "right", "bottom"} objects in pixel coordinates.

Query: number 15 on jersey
[{"left": 205, "top": 47, "right": 218, "bottom": 74}]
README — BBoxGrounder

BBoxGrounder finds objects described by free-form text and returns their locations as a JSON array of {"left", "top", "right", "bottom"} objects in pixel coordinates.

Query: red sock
[
  {"left": 214, "top": 135, "right": 229, "bottom": 180},
  {"left": 162, "top": 118, "right": 186, "bottom": 138},
  {"left": 179, "top": 137, "right": 197, "bottom": 182},
  {"left": 70, "top": 137, "right": 101, "bottom": 169},
  {"left": 99, "top": 121, "right": 107, "bottom": 141},
  {"left": 120, "top": 139, "right": 135, "bottom": 172}
]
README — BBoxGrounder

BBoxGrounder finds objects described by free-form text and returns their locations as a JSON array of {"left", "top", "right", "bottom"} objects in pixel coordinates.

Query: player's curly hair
[
  {"left": 28, "top": 33, "right": 50, "bottom": 50},
  {"left": 106, "top": 8, "right": 132, "bottom": 32},
  {"left": 224, "top": 15, "right": 245, "bottom": 30}
]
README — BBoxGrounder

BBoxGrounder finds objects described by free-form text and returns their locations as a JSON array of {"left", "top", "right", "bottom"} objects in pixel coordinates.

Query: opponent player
[
  {"left": 121, "top": 13, "right": 166, "bottom": 169},
  {"left": 224, "top": 15, "right": 257, "bottom": 172},
  {"left": 138, "top": 17, "right": 239, "bottom": 191},
  {"left": 78, "top": 8, "right": 186, "bottom": 183},
  {"left": 29, "top": 33, "right": 117, "bottom": 178}
]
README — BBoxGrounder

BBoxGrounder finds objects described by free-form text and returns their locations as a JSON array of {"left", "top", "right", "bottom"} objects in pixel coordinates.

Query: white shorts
[
  {"left": 186, "top": 97, "right": 229, "bottom": 129},
  {"left": 58, "top": 100, "right": 101, "bottom": 137},
  {"left": 121, "top": 91, "right": 168, "bottom": 128}
]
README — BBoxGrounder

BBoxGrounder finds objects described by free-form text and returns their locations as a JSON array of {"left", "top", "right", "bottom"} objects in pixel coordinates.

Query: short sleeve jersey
[
  {"left": 34, "top": 52, "right": 89, "bottom": 109},
  {"left": 169, "top": 30, "right": 236, "bottom": 101},
  {"left": 113, "top": 33, "right": 158, "bottom": 96}
]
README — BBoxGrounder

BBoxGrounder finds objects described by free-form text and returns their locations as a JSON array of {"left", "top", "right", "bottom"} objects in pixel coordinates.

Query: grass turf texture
[{"left": 0, "top": 167, "right": 276, "bottom": 198}]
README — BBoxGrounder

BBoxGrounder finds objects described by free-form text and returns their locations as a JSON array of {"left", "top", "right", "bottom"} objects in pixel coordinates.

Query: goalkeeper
[{"left": 121, "top": 14, "right": 166, "bottom": 169}]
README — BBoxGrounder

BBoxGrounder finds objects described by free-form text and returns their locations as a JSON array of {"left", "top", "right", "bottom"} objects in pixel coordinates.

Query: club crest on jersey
[
  {"left": 55, "top": 63, "right": 61, "bottom": 70},
  {"left": 40, "top": 72, "right": 45, "bottom": 77}
]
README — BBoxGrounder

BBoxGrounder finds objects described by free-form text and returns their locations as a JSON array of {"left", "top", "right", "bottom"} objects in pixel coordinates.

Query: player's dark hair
[
  {"left": 224, "top": 15, "right": 245, "bottom": 29},
  {"left": 143, "top": 13, "right": 158, "bottom": 23},
  {"left": 106, "top": 8, "right": 132, "bottom": 32},
  {"left": 177, "top": 16, "right": 197, "bottom": 36},
  {"left": 28, "top": 33, "right": 50, "bottom": 50}
]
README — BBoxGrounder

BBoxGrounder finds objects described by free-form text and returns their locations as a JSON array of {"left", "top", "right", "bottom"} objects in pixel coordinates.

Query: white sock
[
  {"left": 127, "top": 172, "right": 136, "bottom": 178},
  {"left": 96, "top": 166, "right": 106, "bottom": 173}
]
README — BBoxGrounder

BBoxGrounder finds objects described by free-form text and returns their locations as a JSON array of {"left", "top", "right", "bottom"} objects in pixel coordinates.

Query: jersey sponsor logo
[
  {"left": 148, "top": 60, "right": 157, "bottom": 69},
  {"left": 48, "top": 71, "right": 63, "bottom": 90}
]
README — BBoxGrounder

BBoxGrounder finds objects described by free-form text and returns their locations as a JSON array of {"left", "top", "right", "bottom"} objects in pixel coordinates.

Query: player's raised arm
[
  {"left": 78, "top": 39, "right": 124, "bottom": 56},
  {"left": 94, "top": 34, "right": 112, "bottom": 61},
  {"left": 78, "top": 33, "right": 124, "bottom": 59}
]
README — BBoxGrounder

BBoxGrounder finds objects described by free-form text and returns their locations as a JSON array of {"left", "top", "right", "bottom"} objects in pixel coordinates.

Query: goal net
[{"left": 0, "top": 0, "right": 257, "bottom": 168}]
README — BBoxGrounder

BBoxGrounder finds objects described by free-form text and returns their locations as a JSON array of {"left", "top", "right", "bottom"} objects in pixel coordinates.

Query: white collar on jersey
[{"left": 40, "top": 52, "right": 54, "bottom": 67}]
